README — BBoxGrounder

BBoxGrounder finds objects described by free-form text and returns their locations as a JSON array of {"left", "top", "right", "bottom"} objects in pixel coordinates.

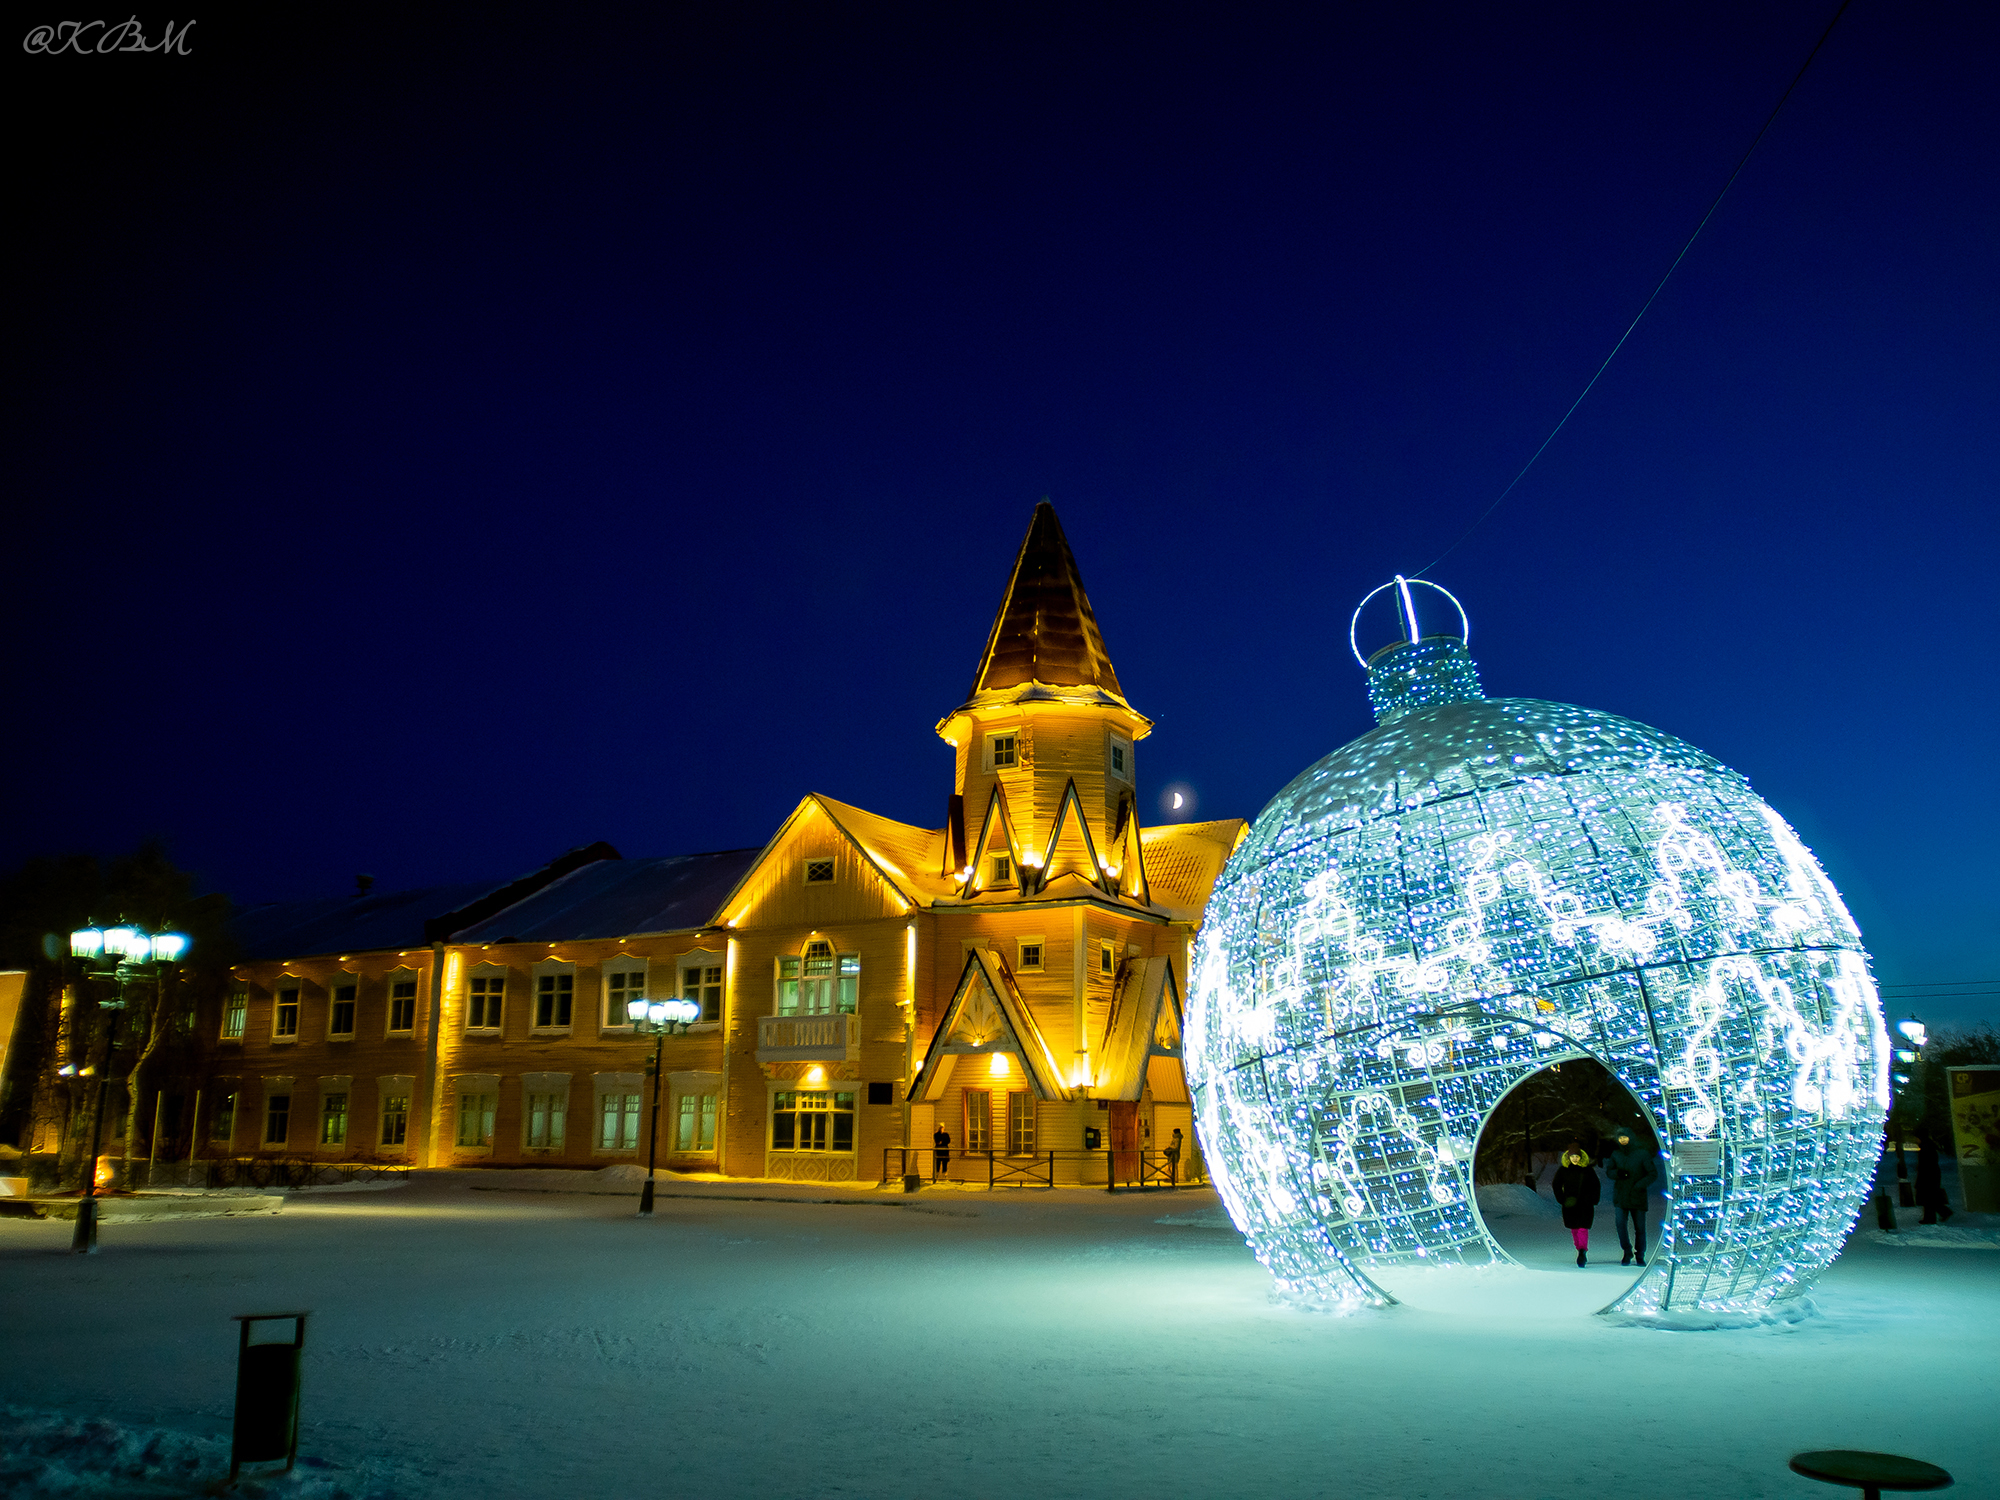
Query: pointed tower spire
[{"left": 965, "top": 500, "right": 1129, "bottom": 705}]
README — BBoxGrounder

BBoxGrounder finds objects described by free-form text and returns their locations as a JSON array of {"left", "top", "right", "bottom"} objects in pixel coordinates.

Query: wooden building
[{"left": 216, "top": 504, "right": 1243, "bottom": 1184}]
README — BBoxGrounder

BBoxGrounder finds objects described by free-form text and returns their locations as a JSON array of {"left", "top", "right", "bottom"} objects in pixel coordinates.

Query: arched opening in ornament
[{"left": 1471, "top": 1056, "right": 1660, "bottom": 1283}]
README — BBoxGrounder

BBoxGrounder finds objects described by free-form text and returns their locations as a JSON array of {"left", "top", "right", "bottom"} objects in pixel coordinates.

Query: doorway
[{"left": 1472, "top": 1056, "right": 1659, "bottom": 1279}]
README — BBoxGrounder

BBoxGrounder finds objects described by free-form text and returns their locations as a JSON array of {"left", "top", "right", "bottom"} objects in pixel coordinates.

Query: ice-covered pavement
[{"left": 2, "top": 1170, "right": 1995, "bottom": 1499}]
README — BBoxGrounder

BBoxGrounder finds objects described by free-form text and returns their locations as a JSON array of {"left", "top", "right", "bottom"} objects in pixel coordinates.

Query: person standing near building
[
  {"left": 1607, "top": 1129, "right": 1657, "bottom": 1266},
  {"left": 1165, "top": 1128, "right": 1183, "bottom": 1182},
  {"left": 933, "top": 1124, "right": 951, "bottom": 1181},
  {"left": 1915, "top": 1131, "right": 1956, "bottom": 1225},
  {"left": 1552, "top": 1144, "right": 1601, "bottom": 1267}
]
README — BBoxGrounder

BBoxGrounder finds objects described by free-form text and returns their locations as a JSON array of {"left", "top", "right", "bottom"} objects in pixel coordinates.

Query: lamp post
[
  {"left": 626, "top": 997, "right": 699, "bottom": 1216},
  {"left": 64, "top": 922, "right": 191, "bottom": 1253},
  {"left": 1890, "top": 1016, "right": 1928, "bottom": 1207}
]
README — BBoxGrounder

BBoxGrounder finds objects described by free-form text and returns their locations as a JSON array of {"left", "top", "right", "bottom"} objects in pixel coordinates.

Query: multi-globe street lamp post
[
  {"left": 64, "top": 922, "right": 190, "bottom": 1254},
  {"left": 626, "top": 997, "right": 699, "bottom": 1216}
]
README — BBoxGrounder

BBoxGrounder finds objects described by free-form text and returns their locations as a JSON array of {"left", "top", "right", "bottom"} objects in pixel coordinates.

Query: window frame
[
  {"left": 677, "top": 950, "right": 724, "bottom": 1025},
  {"left": 1100, "top": 941, "right": 1116, "bottom": 978},
  {"left": 464, "top": 965, "right": 507, "bottom": 1033},
  {"left": 264, "top": 1088, "right": 292, "bottom": 1145},
  {"left": 1016, "top": 936, "right": 1046, "bottom": 974},
  {"left": 1007, "top": 1089, "right": 1036, "bottom": 1156},
  {"left": 530, "top": 959, "right": 576, "bottom": 1033},
  {"left": 592, "top": 1072, "right": 646, "bottom": 1156},
  {"left": 962, "top": 1088, "right": 992, "bottom": 1154},
  {"left": 521, "top": 1071, "right": 571, "bottom": 1154},
  {"left": 377, "top": 1074, "right": 414, "bottom": 1150},
  {"left": 451, "top": 1073, "right": 501, "bottom": 1152},
  {"left": 984, "top": 731, "right": 1019, "bottom": 771},
  {"left": 769, "top": 1087, "right": 857, "bottom": 1155},
  {"left": 221, "top": 989, "right": 247, "bottom": 1041},
  {"left": 602, "top": 958, "right": 647, "bottom": 1032},
  {"left": 328, "top": 977, "right": 358, "bottom": 1040},
  {"left": 775, "top": 940, "right": 859, "bottom": 1016},
  {"left": 386, "top": 967, "right": 420, "bottom": 1035},
  {"left": 320, "top": 1086, "right": 350, "bottom": 1146},
  {"left": 803, "top": 857, "right": 835, "bottom": 885},
  {"left": 273, "top": 984, "right": 301, "bottom": 1042},
  {"left": 667, "top": 1069, "right": 722, "bottom": 1156},
  {"left": 1107, "top": 731, "right": 1133, "bottom": 782},
  {"left": 990, "top": 853, "right": 1013, "bottom": 886},
  {"left": 211, "top": 1087, "right": 238, "bottom": 1144}
]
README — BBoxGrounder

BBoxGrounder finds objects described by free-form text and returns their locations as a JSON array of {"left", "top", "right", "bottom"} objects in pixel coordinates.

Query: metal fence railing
[{"left": 881, "top": 1146, "right": 1201, "bottom": 1191}]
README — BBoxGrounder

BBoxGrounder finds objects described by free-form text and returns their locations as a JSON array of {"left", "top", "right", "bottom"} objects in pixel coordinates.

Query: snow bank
[
  {"left": 0, "top": 1405, "right": 421, "bottom": 1498},
  {"left": 1474, "top": 1181, "right": 1561, "bottom": 1219},
  {"left": 1861, "top": 1223, "right": 2000, "bottom": 1251}
]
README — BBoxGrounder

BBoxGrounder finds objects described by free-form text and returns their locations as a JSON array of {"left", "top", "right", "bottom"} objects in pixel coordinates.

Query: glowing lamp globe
[{"left": 1186, "top": 579, "right": 1889, "bottom": 1322}]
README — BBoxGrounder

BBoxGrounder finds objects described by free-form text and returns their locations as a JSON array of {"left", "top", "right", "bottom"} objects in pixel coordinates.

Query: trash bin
[{"left": 231, "top": 1312, "right": 308, "bottom": 1478}]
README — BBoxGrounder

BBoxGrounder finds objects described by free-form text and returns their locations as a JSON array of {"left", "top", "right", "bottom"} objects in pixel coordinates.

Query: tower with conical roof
[{"left": 937, "top": 502, "right": 1153, "bottom": 906}]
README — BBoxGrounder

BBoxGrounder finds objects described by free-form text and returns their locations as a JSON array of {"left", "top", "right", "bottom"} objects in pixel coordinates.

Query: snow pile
[
  {"left": 438, "top": 1163, "right": 653, "bottom": 1194},
  {"left": 0, "top": 1406, "right": 417, "bottom": 1498},
  {"left": 1154, "top": 1206, "right": 1235, "bottom": 1228},
  {"left": 1474, "top": 1182, "right": 1561, "bottom": 1219},
  {"left": 1862, "top": 1223, "right": 2000, "bottom": 1251}
]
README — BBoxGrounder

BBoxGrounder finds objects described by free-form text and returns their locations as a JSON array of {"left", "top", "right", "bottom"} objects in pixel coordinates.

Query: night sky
[{"left": 10, "top": 5, "right": 1995, "bottom": 1025}]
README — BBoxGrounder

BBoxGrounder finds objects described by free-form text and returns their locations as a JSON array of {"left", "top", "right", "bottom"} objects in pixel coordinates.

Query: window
[
  {"left": 1100, "top": 941, "right": 1116, "bottom": 977},
  {"left": 804, "top": 858, "right": 835, "bottom": 884},
  {"left": 680, "top": 958, "right": 723, "bottom": 1022},
  {"left": 605, "top": 968, "right": 645, "bottom": 1027},
  {"left": 963, "top": 1089, "right": 991, "bottom": 1153},
  {"left": 1008, "top": 1090, "right": 1036, "bottom": 1155},
  {"left": 777, "top": 942, "right": 858, "bottom": 1015},
  {"left": 212, "top": 1091, "right": 237, "bottom": 1142},
  {"left": 988, "top": 733, "right": 1017, "bottom": 769},
  {"left": 599, "top": 1093, "right": 641, "bottom": 1151},
  {"left": 991, "top": 854, "right": 1013, "bottom": 885},
  {"left": 389, "top": 980, "right": 417, "bottom": 1032},
  {"left": 330, "top": 984, "right": 356, "bottom": 1037},
  {"left": 275, "top": 987, "right": 300, "bottom": 1038},
  {"left": 676, "top": 1092, "right": 717, "bottom": 1152},
  {"left": 467, "top": 975, "right": 504, "bottom": 1030},
  {"left": 456, "top": 1092, "right": 496, "bottom": 1147},
  {"left": 265, "top": 1093, "right": 291, "bottom": 1144},
  {"left": 321, "top": 1092, "right": 349, "bottom": 1145},
  {"left": 771, "top": 1090, "right": 855, "bottom": 1152},
  {"left": 535, "top": 972, "right": 573, "bottom": 1028},
  {"left": 528, "top": 1093, "right": 566, "bottom": 1148},
  {"left": 381, "top": 1094, "right": 409, "bottom": 1147},
  {"left": 1017, "top": 941, "right": 1044, "bottom": 972},
  {"left": 222, "top": 991, "right": 247, "bottom": 1040},
  {"left": 1108, "top": 732, "right": 1132, "bottom": 780}
]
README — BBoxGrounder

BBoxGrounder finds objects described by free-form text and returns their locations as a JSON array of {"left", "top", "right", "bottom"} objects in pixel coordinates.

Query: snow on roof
[{"left": 448, "top": 848, "right": 761, "bottom": 942}]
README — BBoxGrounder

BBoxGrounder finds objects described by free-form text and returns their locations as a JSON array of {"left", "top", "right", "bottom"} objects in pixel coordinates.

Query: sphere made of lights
[{"left": 1187, "top": 580, "right": 1888, "bottom": 1321}]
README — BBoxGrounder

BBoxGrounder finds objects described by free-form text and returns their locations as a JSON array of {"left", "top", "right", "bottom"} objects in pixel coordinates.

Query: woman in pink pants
[{"left": 1552, "top": 1145, "right": 1602, "bottom": 1267}]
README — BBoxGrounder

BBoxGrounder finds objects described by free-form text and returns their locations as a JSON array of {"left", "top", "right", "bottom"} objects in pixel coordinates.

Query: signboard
[
  {"left": 1672, "top": 1140, "right": 1723, "bottom": 1176},
  {"left": 1946, "top": 1065, "right": 2000, "bottom": 1214}
]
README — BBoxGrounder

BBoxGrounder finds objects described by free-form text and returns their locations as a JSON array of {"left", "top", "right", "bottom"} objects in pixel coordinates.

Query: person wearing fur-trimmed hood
[{"left": 1551, "top": 1144, "right": 1602, "bottom": 1266}]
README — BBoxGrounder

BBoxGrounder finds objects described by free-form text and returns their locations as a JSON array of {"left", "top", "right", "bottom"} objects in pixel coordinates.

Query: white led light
[{"left": 1188, "top": 585, "right": 1888, "bottom": 1319}]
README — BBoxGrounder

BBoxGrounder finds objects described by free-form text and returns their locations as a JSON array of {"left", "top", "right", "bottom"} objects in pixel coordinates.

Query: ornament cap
[{"left": 1350, "top": 576, "right": 1483, "bottom": 724}]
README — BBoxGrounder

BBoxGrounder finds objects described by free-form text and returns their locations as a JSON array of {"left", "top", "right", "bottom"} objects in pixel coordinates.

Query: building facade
[{"left": 213, "top": 505, "right": 1243, "bottom": 1184}]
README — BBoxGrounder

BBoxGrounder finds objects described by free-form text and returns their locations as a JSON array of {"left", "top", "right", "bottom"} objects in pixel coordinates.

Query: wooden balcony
[{"left": 756, "top": 1012, "right": 859, "bottom": 1064}]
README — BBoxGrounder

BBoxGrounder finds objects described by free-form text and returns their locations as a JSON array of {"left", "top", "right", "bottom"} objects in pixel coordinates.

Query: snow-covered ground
[{"left": 2, "top": 1167, "right": 1995, "bottom": 1499}]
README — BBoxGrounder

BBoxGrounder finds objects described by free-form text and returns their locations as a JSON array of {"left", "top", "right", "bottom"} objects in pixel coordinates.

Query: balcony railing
[{"left": 757, "top": 1012, "right": 859, "bottom": 1062}]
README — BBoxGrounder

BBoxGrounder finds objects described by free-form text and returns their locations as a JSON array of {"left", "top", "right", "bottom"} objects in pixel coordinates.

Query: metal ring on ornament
[{"left": 1348, "top": 574, "right": 1470, "bottom": 669}]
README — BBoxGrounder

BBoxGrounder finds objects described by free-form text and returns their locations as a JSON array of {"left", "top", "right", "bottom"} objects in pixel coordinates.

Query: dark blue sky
[{"left": 10, "top": 5, "right": 1995, "bottom": 1025}]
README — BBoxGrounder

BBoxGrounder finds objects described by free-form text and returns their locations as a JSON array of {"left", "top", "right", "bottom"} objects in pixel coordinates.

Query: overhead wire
[{"left": 1412, "top": 0, "right": 1856, "bottom": 579}]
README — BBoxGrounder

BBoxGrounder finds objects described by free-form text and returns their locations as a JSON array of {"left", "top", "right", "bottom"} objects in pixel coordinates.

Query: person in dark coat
[
  {"left": 1914, "top": 1130, "right": 1955, "bottom": 1224},
  {"left": 933, "top": 1125, "right": 951, "bottom": 1180},
  {"left": 1551, "top": 1144, "right": 1602, "bottom": 1267},
  {"left": 1607, "top": 1129, "right": 1658, "bottom": 1266}
]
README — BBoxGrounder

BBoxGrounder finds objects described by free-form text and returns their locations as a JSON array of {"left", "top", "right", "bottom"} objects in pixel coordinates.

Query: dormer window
[
  {"left": 990, "top": 854, "right": 1013, "bottom": 885},
  {"left": 804, "top": 858, "right": 835, "bottom": 884}
]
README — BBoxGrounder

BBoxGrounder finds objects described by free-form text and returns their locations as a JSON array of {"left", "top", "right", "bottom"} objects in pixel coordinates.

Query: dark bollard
[
  {"left": 231, "top": 1312, "right": 308, "bottom": 1481},
  {"left": 69, "top": 1195, "right": 99, "bottom": 1254},
  {"left": 1874, "top": 1193, "right": 1897, "bottom": 1232}
]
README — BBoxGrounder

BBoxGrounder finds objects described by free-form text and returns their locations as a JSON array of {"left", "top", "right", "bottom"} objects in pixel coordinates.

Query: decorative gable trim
[{"left": 909, "top": 949, "right": 1070, "bottom": 1104}]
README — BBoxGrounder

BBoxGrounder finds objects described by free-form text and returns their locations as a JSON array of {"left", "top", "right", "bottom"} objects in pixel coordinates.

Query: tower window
[
  {"left": 1108, "top": 733, "right": 1132, "bottom": 781},
  {"left": 1017, "top": 941, "right": 1044, "bottom": 972},
  {"left": 1100, "top": 941, "right": 1115, "bottom": 976},
  {"left": 988, "top": 733, "right": 1017, "bottom": 769}
]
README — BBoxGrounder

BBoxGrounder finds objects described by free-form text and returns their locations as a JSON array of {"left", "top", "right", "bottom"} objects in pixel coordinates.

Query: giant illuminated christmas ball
[{"left": 1186, "top": 578, "right": 1889, "bottom": 1321}]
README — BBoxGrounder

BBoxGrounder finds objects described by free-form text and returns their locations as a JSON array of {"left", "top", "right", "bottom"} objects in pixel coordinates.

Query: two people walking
[{"left": 1550, "top": 1130, "right": 1657, "bottom": 1268}]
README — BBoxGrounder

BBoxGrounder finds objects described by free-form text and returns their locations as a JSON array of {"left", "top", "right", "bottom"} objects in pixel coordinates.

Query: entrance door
[{"left": 1109, "top": 1101, "right": 1139, "bottom": 1185}]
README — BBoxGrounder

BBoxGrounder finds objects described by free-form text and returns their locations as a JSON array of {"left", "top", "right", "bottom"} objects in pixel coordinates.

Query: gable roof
[
  {"left": 1096, "top": 956, "right": 1184, "bottom": 1101},
  {"left": 1137, "top": 819, "right": 1248, "bottom": 921},
  {"left": 910, "top": 948, "right": 1071, "bottom": 1103},
  {"left": 965, "top": 501, "right": 1130, "bottom": 704}
]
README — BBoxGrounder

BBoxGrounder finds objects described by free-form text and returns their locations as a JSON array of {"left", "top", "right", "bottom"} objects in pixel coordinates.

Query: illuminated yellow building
[{"left": 215, "top": 504, "right": 1243, "bottom": 1184}]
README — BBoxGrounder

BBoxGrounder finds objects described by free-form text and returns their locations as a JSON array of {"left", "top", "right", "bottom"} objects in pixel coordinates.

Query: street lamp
[
  {"left": 626, "top": 996, "right": 700, "bottom": 1216},
  {"left": 64, "top": 922, "right": 191, "bottom": 1253}
]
